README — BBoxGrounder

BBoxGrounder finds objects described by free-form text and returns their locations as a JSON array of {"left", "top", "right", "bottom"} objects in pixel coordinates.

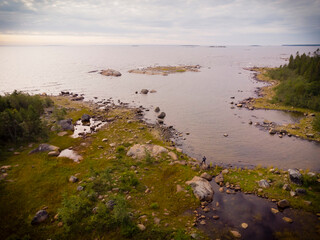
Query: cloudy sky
[{"left": 0, "top": 0, "right": 319, "bottom": 45}]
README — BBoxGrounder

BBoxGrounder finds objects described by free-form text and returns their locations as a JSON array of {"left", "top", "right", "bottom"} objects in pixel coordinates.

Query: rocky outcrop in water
[{"left": 100, "top": 69, "right": 121, "bottom": 77}]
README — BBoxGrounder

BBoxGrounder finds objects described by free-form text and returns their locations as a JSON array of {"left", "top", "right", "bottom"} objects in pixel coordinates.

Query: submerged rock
[
  {"left": 186, "top": 176, "right": 214, "bottom": 202},
  {"left": 31, "top": 210, "right": 48, "bottom": 225}
]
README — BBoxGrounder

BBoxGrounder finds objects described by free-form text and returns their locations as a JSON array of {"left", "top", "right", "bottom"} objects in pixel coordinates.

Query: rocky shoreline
[
  {"left": 238, "top": 67, "right": 320, "bottom": 142},
  {"left": 1, "top": 91, "right": 319, "bottom": 239}
]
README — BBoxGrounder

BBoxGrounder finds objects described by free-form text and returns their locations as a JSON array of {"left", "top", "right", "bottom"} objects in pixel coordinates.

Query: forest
[{"left": 268, "top": 49, "right": 320, "bottom": 112}]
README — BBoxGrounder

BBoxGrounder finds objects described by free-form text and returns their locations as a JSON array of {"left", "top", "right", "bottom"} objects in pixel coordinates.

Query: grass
[
  {"left": 223, "top": 166, "right": 320, "bottom": 213},
  {"left": 0, "top": 96, "right": 205, "bottom": 240},
  {"left": 248, "top": 67, "right": 320, "bottom": 142}
]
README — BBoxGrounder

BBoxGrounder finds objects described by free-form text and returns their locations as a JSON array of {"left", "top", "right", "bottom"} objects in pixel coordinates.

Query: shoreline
[
  {"left": 240, "top": 67, "right": 320, "bottom": 143},
  {"left": 0, "top": 93, "right": 319, "bottom": 239}
]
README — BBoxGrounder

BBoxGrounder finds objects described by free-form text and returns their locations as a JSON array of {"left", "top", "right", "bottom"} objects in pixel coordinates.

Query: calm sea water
[{"left": 0, "top": 45, "right": 319, "bottom": 171}]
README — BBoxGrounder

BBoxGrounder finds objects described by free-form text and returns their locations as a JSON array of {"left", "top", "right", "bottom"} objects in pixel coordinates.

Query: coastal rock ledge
[
  {"left": 186, "top": 176, "right": 214, "bottom": 202},
  {"left": 100, "top": 69, "right": 121, "bottom": 77}
]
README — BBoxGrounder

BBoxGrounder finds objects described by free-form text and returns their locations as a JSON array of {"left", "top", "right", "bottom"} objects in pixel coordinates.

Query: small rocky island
[{"left": 128, "top": 65, "right": 200, "bottom": 76}]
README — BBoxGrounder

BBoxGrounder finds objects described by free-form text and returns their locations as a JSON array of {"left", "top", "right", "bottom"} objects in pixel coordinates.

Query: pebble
[
  {"left": 230, "top": 230, "right": 241, "bottom": 238},
  {"left": 282, "top": 217, "right": 293, "bottom": 223},
  {"left": 241, "top": 223, "right": 248, "bottom": 229}
]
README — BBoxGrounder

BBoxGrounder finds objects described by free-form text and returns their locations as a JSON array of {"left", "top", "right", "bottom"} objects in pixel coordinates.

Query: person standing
[{"left": 201, "top": 156, "right": 206, "bottom": 165}]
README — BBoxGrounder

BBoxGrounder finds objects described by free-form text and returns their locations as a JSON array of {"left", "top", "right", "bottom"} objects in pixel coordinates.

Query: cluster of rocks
[
  {"left": 60, "top": 91, "right": 84, "bottom": 101},
  {"left": 139, "top": 89, "right": 157, "bottom": 94},
  {"left": 29, "top": 143, "right": 83, "bottom": 162}
]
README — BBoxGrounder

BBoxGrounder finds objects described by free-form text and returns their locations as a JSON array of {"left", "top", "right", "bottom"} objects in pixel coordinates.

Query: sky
[{"left": 0, "top": 0, "right": 319, "bottom": 45}]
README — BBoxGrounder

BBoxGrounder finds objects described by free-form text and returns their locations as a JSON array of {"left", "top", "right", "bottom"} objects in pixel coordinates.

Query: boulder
[
  {"left": 81, "top": 114, "right": 91, "bottom": 122},
  {"left": 200, "top": 172, "right": 213, "bottom": 181},
  {"left": 58, "top": 149, "right": 83, "bottom": 163},
  {"left": 186, "top": 176, "right": 214, "bottom": 202},
  {"left": 100, "top": 69, "right": 121, "bottom": 77},
  {"left": 295, "top": 188, "right": 306, "bottom": 195},
  {"left": 69, "top": 176, "right": 78, "bottom": 183},
  {"left": 282, "top": 184, "right": 291, "bottom": 191},
  {"left": 154, "top": 107, "right": 160, "bottom": 112},
  {"left": 215, "top": 173, "right": 224, "bottom": 184},
  {"left": 277, "top": 199, "right": 290, "bottom": 209},
  {"left": 168, "top": 152, "right": 178, "bottom": 161},
  {"left": 158, "top": 112, "right": 166, "bottom": 119},
  {"left": 258, "top": 179, "right": 270, "bottom": 188},
  {"left": 29, "top": 144, "right": 60, "bottom": 154},
  {"left": 48, "top": 151, "right": 60, "bottom": 157},
  {"left": 141, "top": 89, "right": 149, "bottom": 94},
  {"left": 137, "top": 224, "right": 146, "bottom": 231},
  {"left": 127, "top": 144, "right": 168, "bottom": 159},
  {"left": 31, "top": 210, "right": 48, "bottom": 225},
  {"left": 57, "top": 119, "right": 74, "bottom": 131},
  {"left": 288, "top": 169, "right": 302, "bottom": 185}
]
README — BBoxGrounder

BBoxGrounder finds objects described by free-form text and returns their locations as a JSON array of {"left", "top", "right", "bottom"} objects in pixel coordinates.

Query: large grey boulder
[
  {"left": 57, "top": 119, "right": 74, "bottom": 131},
  {"left": 29, "top": 144, "right": 60, "bottom": 154},
  {"left": 186, "top": 176, "right": 214, "bottom": 202},
  {"left": 31, "top": 210, "right": 48, "bottom": 225},
  {"left": 288, "top": 169, "right": 302, "bottom": 185}
]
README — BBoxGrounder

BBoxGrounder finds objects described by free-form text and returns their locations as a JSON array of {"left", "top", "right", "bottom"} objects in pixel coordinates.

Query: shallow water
[
  {"left": 196, "top": 182, "right": 319, "bottom": 240},
  {"left": 0, "top": 45, "right": 319, "bottom": 170}
]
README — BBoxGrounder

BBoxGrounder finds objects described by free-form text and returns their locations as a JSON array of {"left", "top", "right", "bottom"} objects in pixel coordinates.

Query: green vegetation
[
  {"left": 223, "top": 166, "right": 320, "bottom": 213},
  {"left": 0, "top": 96, "right": 204, "bottom": 240},
  {"left": 268, "top": 49, "right": 320, "bottom": 111},
  {"left": 0, "top": 91, "right": 53, "bottom": 143}
]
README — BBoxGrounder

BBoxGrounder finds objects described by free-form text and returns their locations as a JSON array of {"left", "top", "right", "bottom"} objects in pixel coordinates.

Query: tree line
[
  {"left": 268, "top": 49, "right": 320, "bottom": 112},
  {"left": 0, "top": 91, "right": 53, "bottom": 144}
]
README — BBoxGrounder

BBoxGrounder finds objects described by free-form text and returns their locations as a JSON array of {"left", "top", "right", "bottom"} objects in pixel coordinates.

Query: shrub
[
  {"left": 150, "top": 202, "right": 159, "bottom": 209},
  {"left": 313, "top": 115, "right": 320, "bottom": 132},
  {"left": 0, "top": 91, "right": 52, "bottom": 143},
  {"left": 120, "top": 171, "right": 139, "bottom": 191}
]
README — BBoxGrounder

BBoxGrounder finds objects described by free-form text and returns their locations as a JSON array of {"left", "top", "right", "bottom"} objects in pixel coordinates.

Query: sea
[{"left": 0, "top": 45, "right": 319, "bottom": 171}]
